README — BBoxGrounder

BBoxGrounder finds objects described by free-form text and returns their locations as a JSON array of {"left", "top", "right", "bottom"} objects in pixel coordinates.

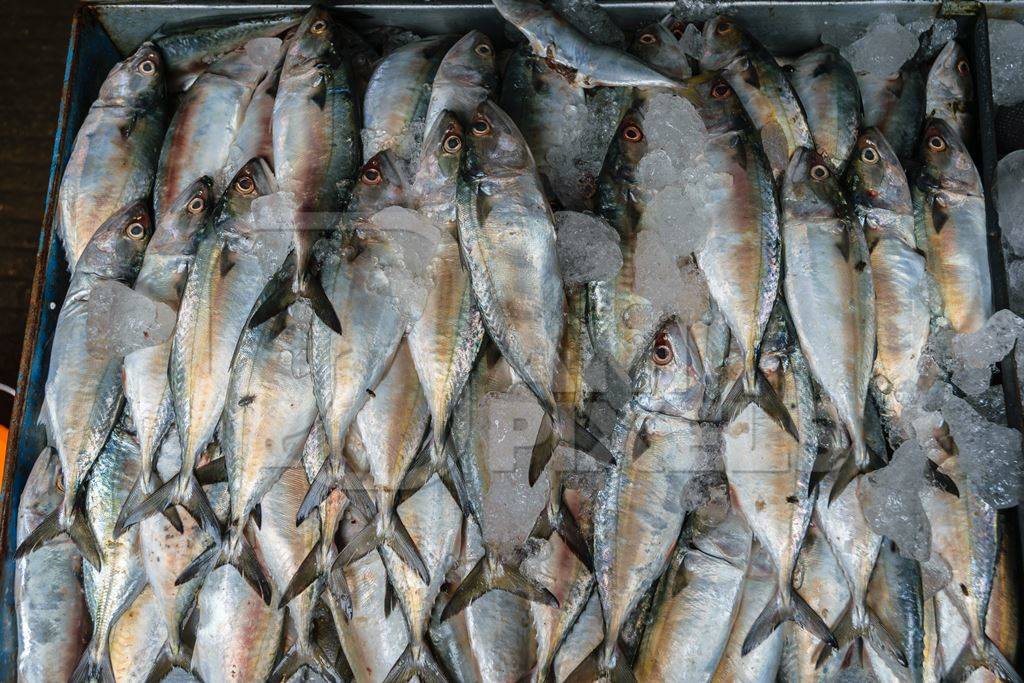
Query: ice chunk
[
  {"left": 941, "top": 392, "right": 1024, "bottom": 509},
  {"left": 679, "top": 23, "right": 704, "bottom": 60},
  {"left": 363, "top": 206, "right": 445, "bottom": 323},
  {"left": 858, "top": 440, "right": 932, "bottom": 561},
  {"left": 989, "top": 20, "right": 1024, "bottom": 106},
  {"left": 634, "top": 233, "right": 710, "bottom": 324},
  {"left": 997, "top": 150, "right": 1024, "bottom": 256},
  {"left": 908, "top": 18, "right": 958, "bottom": 61},
  {"left": 248, "top": 190, "right": 300, "bottom": 278},
  {"left": 555, "top": 211, "right": 623, "bottom": 284},
  {"left": 1007, "top": 259, "right": 1024, "bottom": 314},
  {"left": 86, "top": 281, "right": 176, "bottom": 358},
  {"left": 949, "top": 309, "right": 1024, "bottom": 395},
  {"left": 826, "top": 14, "right": 919, "bottom": 76},
  {"left": 550, "top": 0, "right": 625, "bottom": 46},
  {"left": 641, "top": 92, "right": 708, "bottom": 163}
]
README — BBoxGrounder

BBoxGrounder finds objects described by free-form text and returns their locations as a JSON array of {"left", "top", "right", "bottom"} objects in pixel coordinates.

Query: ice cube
[
  {"left": 248, "top": 191, "right": 301, "bottom": 278},
  {"left": 908, "top": 18, "right": 958, "bottom": 61},
  {"left": 839, "top": 14, "right": 920, "bottom": 76},
  {"left": 86, "top": 281, "right": 176, "bottom": 358},
  {"left": 550, "top": 0, "right": 625, "bottom": 46},
  {"left": 952, "top": 308, "right": 1024, "bottom": 370},
  {"left": 988, "top": 20, "right": 1024, "bottom": 107},
  {"left": 364, "top": 206, "right": 445, "bottom": 323},
  {"left": 640, "top": 93, "right": 708, "bottom": 164},
  {"left": 679, "top": 23, "right": 704, "bottom": 60},
  {"left": 941, "top": 392, "right": 1024, "bottom": 509},
  {"left": 1007, "top": 259, "right": 1024, "bottom": 314},
  {"left": 858, "top": 439, "right": 932, "bottom": 561},
  {"left": 634, "top": 230, "right": 711, "bottom": 324},
  {"left": 555, "top": 211, "right": 623, "bottom": 285},
  {"left": 997, "top": 150, "right": 1024, "bottom": 257}
]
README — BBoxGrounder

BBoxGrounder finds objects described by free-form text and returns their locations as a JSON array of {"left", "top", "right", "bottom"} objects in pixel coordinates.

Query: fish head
[
  {"left": 462, "top": 100, "right": 534, "bottom": 180},
  {"left": 700, "top": 16, "right": 747, "bottom": 70},
  {"left": 632, "top": 318, "right": 705, "bottom": 420},
  {"left": 782, "top": 147, "right": 847, "bottom": 222},
  {"left": 347, "top": 150, "right": 407, "bottom": 220},
  {"left": 152, "top": 176, "right": 215, "bottom": 253},
  {"left": 416, "top": 110, "right": 465, "bottom": 191},
  {"left": 930, "top": 41, "right": 972, "bottom": 103},
  {"left": 285, "top": 7, "right": 339, "bottom": 68},
  {"left": 593, "top": 103, "right": 649, "bottom": 228},
  {"left": 78, "top": 200, "right": 154, "bottom": 280},
  {"left": 218, "top": 157, "right": 277, "bottom": 218},
  {"left": 917, "top": 118, "right": 981, "bottom": 195},
  {"left": 100, "top": 41, "right": 165, "bottom": 106},
  {"left": 631, "top": 22, "right": 678, "bottom": 61},
  {"left": 662, "top": 15, "right": 692, "bottom": 41},
  {"left": 684, "top": 72, "right": 745, "bottom": 136},
  {"left": 438, "top": 30, "right": 498, "bottom": 92},
  {"left": 846, "top": 128, "right": 910, "bottom": 213}
]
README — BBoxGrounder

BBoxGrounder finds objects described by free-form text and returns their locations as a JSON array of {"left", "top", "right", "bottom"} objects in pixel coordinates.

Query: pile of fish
[{"left": 13, "top": 1, "right": 1023, "bottom": 682}]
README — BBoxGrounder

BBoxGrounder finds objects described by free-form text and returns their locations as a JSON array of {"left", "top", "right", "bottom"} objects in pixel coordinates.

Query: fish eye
[
  {"left": 956, "top": 59, "right": 970, "bottom": 76},
  {"left": 187, "top": 195, "right": 206, "bottom": 214},
  {"left": 138, "top": 58, "right": 157, "bottom": 75},
  {"left": 475, "top": 43, "right": 493, "bottom": 57},
  {"left": 860, "top": 146, "right": 879, "bottom": 164},
  {"left": 652, "top": 332, "right": 674, "bottom": 366},
  {"left": 715, "top": 20, "right": 734, "bottom": 35},
  {"left": 442, "top": 132, "right": 463, "bottom": 154},
  {"left": 620, "top": 122, "right": 644, "bottom": 142},
  {"left": 235, "top": 175, "right": 256, "bottom": 194},
  {"left": 360, "top": 166, "right": 383, "bottom": 185},
  {"left": 639, "top": 32, "right": 658, "bottom": 45},
  {"left": 55, "top": 477, "right": 64, "bottom": 493},
  {"left": 711, "top": 80, "right": 731, "bottom": 99},
  {"left": 125, "top": 221, "right": 147, "bottom": 240},
  {"left": 671, "top": 22, "right": 686, "bottom": 39},
  {"left": 810, "top": 164, "right": 829, "bottom": 181},
  {"left": 311, "top": 18, "right": 328, "bottom": 34},
  {"left": 471, "top": 116, "right": 492, "bottom": 136},
  {"left": 928, "top": 135, "right": 947, "bottom": 152}
]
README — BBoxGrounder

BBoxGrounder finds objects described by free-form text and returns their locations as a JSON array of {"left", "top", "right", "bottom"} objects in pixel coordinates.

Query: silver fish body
[
  {"left": 788, "top": 45, "right": 861, "bottom": 173},
  {"left": 925, "top": 41, "right": 974, "bottom": 144},
  {"left": 423, "top": 30, "right": 497, "bottom": 137},
  {"left": 859, "top": 66, "right": 925, "bottom": 164},
  {"left": 56, "top": 43, "right": 165, "bottom": 270}
]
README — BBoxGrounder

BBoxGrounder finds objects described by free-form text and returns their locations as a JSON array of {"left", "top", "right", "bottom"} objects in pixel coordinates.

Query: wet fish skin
[
  {"left": 107, "top": 586, "right": 170, "bottom": 683},
  {"left": 846, "top": 128, "right": 929, "bottom": 428},
  {"left": 629, "top": 22, "right": 692, "bottom": 81},
  {"left": 423, "top": 31, "right": 498, "bottom": 139},
  {"left": 782, "top": 147, "right": 876, "bottom": 495},
  {"left": 57, "top": 42, "right": 165, "bottom": 270},
  {"left": 15, "top": 449, "right": 87, "bottom": 683},
  {"left": 859, "top": 66, "right": 925, "bottom": 165},
  {"left": 912, "top": 118, "right": 990, "bottom": 334},
  {"left": 701, "top": 16, "right": 813, "bottom": 181},
  {"left": 865, "top": 540, "right": 926, "bottom": 681},
  {"left": 122, "top": 176, "right": 214, "bottom": 501},
  {"left": 493, "top": 0, "right": 682, "bottom": 89},
  {"left": 220, "top": 60, "right": 280, "bottom": 189},
  {"left": 925, "top": 41, "right": 973, "bottom": 145},
  {"left": 153, "top": 11, "right": 300, "bottom": 92},
  {"left": 788, "top": 45, "right": 861, "bottom": 174}
]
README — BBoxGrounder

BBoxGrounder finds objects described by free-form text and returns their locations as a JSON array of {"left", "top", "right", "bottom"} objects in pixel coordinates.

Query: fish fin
[
  {"left": 332, "top": 520, "right": 380, "bottom": 570},
  {"left": 744, "top": 586, "right": 835, "bottom": 656},
  {"left": 440, "top": 555, "right": 488, "bottom": 620},
  {"left": 815, "top": 603, "right": 861, "bottom": 668},
  {"left": 175, "top": 543, "right": 220, "bottom": 587},
  {"left": 297, "top": 459, "right": 332, "bottom": 525},
  {"left": 194, "top": 456, "right": 227, "bottom": 485},
  {"left": 251, "top": 503, "right": 262, "bottom": 530},
  {"left": 69, "top": 645, "right": 116, "bottom": 683},
  {"left": 941, "top": 637, "right": 1023, "bottom": 683},
  {"left": 383, "top": 642, "right": 448, "bottom": 683},
  {"left": 388, "top": 513, "right": 431, "bottom": 584},
  {"left": 497, "top": 561, "right": 558, "bottom": 608},
  {"left": 925, "top": 458, "right": 960, "bottom": 496},
  {"left": 563, "top": 646, "right": 600, "bottom": 683},
  {"left": 828, "top": 454, "right": 863, "bottom": 504},
  {"left": 249, "top": 250, "right": 299, "bottom": 330},
  {"left": 340, "top": 467, "right": 376, "bottom": 520},
  {"left": 68, "top": 509, "right": 104, "bottom": 571},
  {"left": 529, "top": 504, "right": 555, "bottom": 540},
  {"left": 180, "top": 474, "right": 222, "bottom": 538},
  {"left": 529, "top": 412, "right": 557, "bottom": 486},
  {"left": 570, "top": 416, "right": 615, "bottom": 466},
  {"left": 119, "top": 474, "right": 177, "bottom": 529},
  {"left": 143, "top": 641, "right": 192, "bottom": 683},
  {"left": 14, "top": 508, "right": 63, "bottom": 560},
  {"left": 327, "top": 565, "right": 354, "bottom": 621},
  {"left": 866, "top": 605, "right": 908, "bottom": 668},
  {"left": 438, "top": 453, "right": 470, "bottom": 512},
  {"left": 267, "top": 640, "right": 337, "bottom": 683},
  {"left": 302, "top": 274, "right": 343, "bottom": 335},
  {"left": 114, "top": 476, "right": 143, "bottom": 538},
  {"left": 565, "top": 642, "right": 635, "bottom": 683},
  {"left": 230, "top": 528, "right": 274, "bottom": 605},
  {"left": 719, "top": 368, "right": 798, "bottom": 440},
  {"left": 162, "top": 506, "right": 185, "bottom": 534},
  {"left": 280, "top": 539, "right": 325, "bottom": 608},
  {"left": 530, "top": 495, "right": 593, "bottom": 572},
  {"left": 384, "top": 575, "right": 398, "bottom": 618}
]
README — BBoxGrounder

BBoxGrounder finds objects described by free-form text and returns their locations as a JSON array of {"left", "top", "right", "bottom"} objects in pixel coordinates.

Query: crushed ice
[
  {"left": 86, "top": 281, "right": 176, "bottom": 358},
  {"left": 555, "top": 211, "right": 622, "bottom": 285},
  {"left": 988, "top": 20, "right": 1024, "bottom": 107}
]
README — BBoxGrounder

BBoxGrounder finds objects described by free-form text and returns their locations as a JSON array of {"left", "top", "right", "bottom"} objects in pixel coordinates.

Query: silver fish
[
  {"left": 788, "top": 46, "right": 862, "bottom": 173},
  {"left": 493, "top": 0, "right": 681, "bottom": 89},
  {"left": 220, "top": 59, "right": 281, "bottom": 189},
  {"left": 865, "top": 541, "right": 926, "bottom": 681},
  {"left": 912, "top": 118, "right": 991, "bottom": 334},
  {"left": 108, "top": 587, "right": 173, "bottom": 683},
  {"left": 859, "top": 66, "right": 925, "bottom": 165},
  {"left": 782, "top": 147, "right": 876, "bottom": 498},
  {"left": 56, "top": 42, "right": 164, "bottom": 270},
  {"left": 630, "top": 22, "right": 693, "bottom": 80},
  {"left": 423, "top": 31, "right": 498, "bottom": 138},
  {"left": 925, "top": 41, "right": 974, "bottom": 145},
  {"left": 17, "top": 201, "right": 153, "bottom": 569},
  {"left": 15, "top": 448, "right": 87, "bottom": 683}
]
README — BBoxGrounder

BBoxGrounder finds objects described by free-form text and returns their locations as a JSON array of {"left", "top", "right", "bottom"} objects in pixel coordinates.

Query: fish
[
  {"left": 788, "top": 46, "right": 862, "bottom": 173},
  {"left": 363, "top": 35, "right": 455, "bottom": 174},
  {"left": 220, "top": 59, "right": 281, "bottom": 190},
  {"left": 814, "top": 474, "right": 907, "bottom": 670},
  {"left": 859, "top": 66, "right": 925, "bottom": 164},
  {"left": 721, "top": 307, "right": 835, "bottom": 655},
  {"left": 153, "top": 11, "right": 300, "bottom": 92},
  {"left": 582, "top": 318, "right": 713, "bottom": 679},
  {"left": 15, "top": 448, "right": 88, "bottom": 683},
  {"left": 120, "top": 176, "right": 214, "bottom": 534},
  {"left": 423, "top": 31, "right": 498, "bottom": 138},
  {"left": 107, "top": 587, "right": 171, "bottom": 683},
  {"left": 918, "top": 458, "right": 1020, "bottom": 682},
  {"left": 864, "top": 541, "right": 927, "bottom": 680},
  {"left": 629, "top": 22, "right": 693, "bottom": 80},
  {"left": 122, "top": 159, "right": 285, "bottom": 534},
  {"left": 912, "top": 118, "right": 991, "bottom": 334},
  {"left": 407, "top": 111, "right": 485, "bottom": 484},
  {"left": 16, "top": 201, "right": 153, "bottom": 568},
  {"left": 846, "top": 128, "right": 929, "bottom": 430},
  {"left": 492, "top": 0, "right": 682, "bottom": 89},
  {"left": 457, "top": 99, "right": 612, "bottom": 479},
  {"left": 700, "top": 17, "right": 813, "bottom": 182},
  {"left": 251, "top": 7, "right": 361, "bottom": 333},
  {"left": 782, "top": 147, "right": 877, "bottom": 498},
  {"left": 925, "top": 41, "right": 974, "bottom": 145},
  {"left": 178, "top": 301, "right": 318, "bottom": 603},
  {"left": 56, "top": 42, "right": 165, "bottom": 270},
  {"left": 72, "top": 424, "right": 148, "bottom": 683},
  {"left": 153, "top": 37, "right": 280, "bottom": 221}
]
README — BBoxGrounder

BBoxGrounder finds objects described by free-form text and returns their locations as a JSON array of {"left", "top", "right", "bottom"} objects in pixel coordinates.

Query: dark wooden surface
[{"left": 0, "top": 2, "right": 77, "bottom": 422}]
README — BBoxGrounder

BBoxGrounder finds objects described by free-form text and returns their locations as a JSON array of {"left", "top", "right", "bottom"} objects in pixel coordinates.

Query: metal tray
[{"left": 1, "top": 1, "right": 1021, "bottom": 677}]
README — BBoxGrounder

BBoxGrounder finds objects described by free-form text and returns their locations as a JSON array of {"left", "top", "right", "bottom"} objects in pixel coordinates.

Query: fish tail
[
  {"left": 267, "top": 639, "right": 337, "bottom": 683},
  {"left": 16, "top": 500, "right": 103, "bottom": 570},
  {"left": 301, "top": 272, "right": 342, "bottom": 335},
  {"left": 297, "top": 459, "right": 333, "bottom": 525},
  {"left": 194, "top": 455, "right": 227, "bottom": 485},
  {"left": 718, "top": 366, "right": 799, "bottom": 440},
  {"left": 941, "top": 636, "right": 1022, "bottom": 683},
  {"left": 382, "top": 642, "right": 448, "bottom": 683},
  {"left": 249, "top": 249, "right": 341, "bottom": 333},
  {"left": 115, "top": 474, "right": 184, "bottom": 538},
  {"left": 119, "top": 471, "right": 220, "bottom": 537},
  {"left": 440, "top": 553, "right": 558, "bottom": 621},
  {"left": 815, "top": 603, "right": 904, "bottom": 669},
  {"left": 279, "top": 538, "right": 327, "bottom": 608},
  {"left": 143, "top": 640, "right": 193, "bottom": 683},
  {"left": 528, "top": 492, "right": 593, "bottom": 571},
  {"left": 530, "top": 408, "right": 614, "bottom": 485},
  {"left": 744, "top": 586, "right": 836, "bottom": 657},
  {"left": 69, "top": 641, "right": 115, "bottom": 683},
  {"left": 564, "top": 641, "right": 636, "bottom": 683},
  {"left": 176, "top": 524, "right": 272, "bottom": 604},
  {"left": 332, "top": 506, "right": 431, "bottom": 587}
]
